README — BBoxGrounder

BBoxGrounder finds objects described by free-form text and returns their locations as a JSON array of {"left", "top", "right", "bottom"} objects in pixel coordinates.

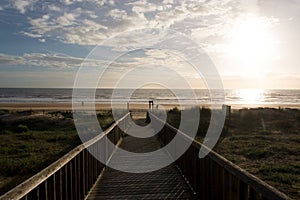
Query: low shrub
[
  {"left": 15, "top": 125, "right": 29, "bottom": 133},
  {"left": 240, "top": 147, "right": 271, "bottom": 159}
]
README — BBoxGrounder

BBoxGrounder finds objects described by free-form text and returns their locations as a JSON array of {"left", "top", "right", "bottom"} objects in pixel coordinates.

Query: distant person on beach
[{"left": 81, "top": 101, "right": 84, "bottom": 106}]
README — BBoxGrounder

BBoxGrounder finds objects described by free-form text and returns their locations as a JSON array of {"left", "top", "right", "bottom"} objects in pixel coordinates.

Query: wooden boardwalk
[
  {"left": 1, "top": 113, "right": 291, "bottom": 200},
  {"left": 87, "top": 120, "right": 196, "bottom": 199}
]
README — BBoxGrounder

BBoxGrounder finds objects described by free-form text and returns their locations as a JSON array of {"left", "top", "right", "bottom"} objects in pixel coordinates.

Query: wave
[{"left": 0, "top": 88, "right": 299, "bottom": 106}]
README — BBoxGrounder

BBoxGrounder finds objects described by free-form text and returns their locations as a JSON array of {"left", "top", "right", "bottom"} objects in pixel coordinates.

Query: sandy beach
[
  {"left": 0, "top": 102, "right": 177, "bottom": 111},
  {"left": 0, "top": 102, "right": 299, "bottom": 112}
]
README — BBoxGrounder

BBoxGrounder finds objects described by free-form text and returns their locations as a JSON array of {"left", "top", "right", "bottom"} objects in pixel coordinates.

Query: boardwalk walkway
[
  {"left": 0, "top": 113, "right": 291, "bottom": 200},
  {"left": 87, "top": 119, "right": 196, "bottom": 199}
]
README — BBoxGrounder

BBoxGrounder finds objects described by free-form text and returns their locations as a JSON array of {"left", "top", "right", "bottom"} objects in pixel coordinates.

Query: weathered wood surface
[{"left": 87, "top": 123, "right": 196, "bottom": 200}]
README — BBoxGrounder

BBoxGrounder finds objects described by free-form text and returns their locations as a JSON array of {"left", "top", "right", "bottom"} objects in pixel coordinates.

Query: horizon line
[{"left": 0, "top": 87, "right": 299, "bottom": 90}]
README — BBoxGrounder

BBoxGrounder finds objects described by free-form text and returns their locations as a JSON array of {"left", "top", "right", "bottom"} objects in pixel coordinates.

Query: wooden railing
[
  {"left": 0, "top": 113, "right": 130, "bottom": 200},
  {"left": 149, "top": 112, "right": 291, "bottom": 200},
  {"left": 1, "top": 111, "right": 292, "bottom": 200}
]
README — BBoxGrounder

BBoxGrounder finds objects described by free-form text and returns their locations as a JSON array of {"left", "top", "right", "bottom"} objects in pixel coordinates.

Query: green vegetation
[
  {"left": 0, "top": 110, "right": 114, "bottom": 195},
  {"left": 166, "top": 106, "right": 213, "bottom": 137},
  {"left": 259, "top": 164, "right": 299, "bottom": 185},
  {"left": 167, "top": 107, "right": 300, "bottom": 199}
]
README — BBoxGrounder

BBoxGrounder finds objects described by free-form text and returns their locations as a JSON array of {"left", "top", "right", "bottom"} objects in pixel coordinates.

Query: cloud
[
  {"left": 47, "top": 5, "right": 61, "bottom": 12},
  {"left": 8, "top": 0, "right": 241, "bottom": 46},
  {"left": 20, "top": 31, "right": 42, "bottom": 38},
  {"left": 56, "top": 12, "right": 77, "bottom": 26},
  {"left": 5, "top": 0, "right": 282, "bottom": 65},
  {"left": 0, "top": 53, "right": 84, "bottom": 69},
  {"left": 0, "top": 53, "right": 24, "bottom": 65},
  {"left": 129, "top": 1, "right": 163, "bottom": 13},
  {"left": 11, "top": 0, "right": 37, "bottom": 14},
  {"left": 24, "top": 53, "right": 84, "bottom": 68},
  {"left": 0, "top": 52, "right": 132, "bottom": 69},
  {"left": 108, "top": 9, "right": 127, "bottom": 20}
]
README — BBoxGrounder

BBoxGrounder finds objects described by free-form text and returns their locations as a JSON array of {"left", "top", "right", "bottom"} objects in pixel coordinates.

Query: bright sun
[{"left": 227, "top": 15, "right": 275, "bottom": 78}]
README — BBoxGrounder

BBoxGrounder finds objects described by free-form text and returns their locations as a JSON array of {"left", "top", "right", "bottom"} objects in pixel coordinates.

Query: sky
[{"left": 0, "top": 0, "right": 299, "bottom": 89}]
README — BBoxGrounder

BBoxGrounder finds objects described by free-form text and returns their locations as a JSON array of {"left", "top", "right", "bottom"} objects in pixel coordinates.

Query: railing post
[
  {"left": 55, "top": 169, "right": 62, "bottom": 200},
  {"left": 79, "top": 151, "right": 84, "bottom": 199},
  {"left": 206, "top": 158, "right": 212, "bottom": 199},
  {"left": 218, "top": 164, "right": 224, "bottom": 200},
  {"left": 93, "top": 145, "right": 97, "bottom": 182},
  {"left": 195, "top": 149, "right": 201, "bottom": 199},
  {"left": 240, "top": 180, "right": 249, "bottom": 200},
  {"left": 73, "top": 157, "right": 79, "bottom": 200},
  {"left": 77, "top": 153, "right": 81, "bottom": 200},
  {"left": 67, "top": 162, "right": 73, "bottom": 200},
  {"left": 88, "top": 150, "right": 91, "bottom": 190},
  {"left": 36, "top": 186, "right": 40, "bottom": 200},
  {"left": 249, "top": 187, "right": 260, "bottom": 200},
  {"left": 47, "top": 174, "right": 55, "bottom": 200},
  {"left": 43, "top": 180, "right": 48, "bottom": 200},
  {"left": 62, "top": 164, "right": 67, "bottom": 200},
  {"left": 232, "top": 176, "right": 240, "bottom": 200},
  {"left": 210, "top": 160, "right": 219, "bottom": 200},
  {"left": 96, "top": 142, "right": 100, "bottom": 175},
  {"left": 84, "top": 149, "right": 88, "bottom": 195}
]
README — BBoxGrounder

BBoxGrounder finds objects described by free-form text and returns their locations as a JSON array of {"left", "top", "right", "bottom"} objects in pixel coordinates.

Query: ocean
[{"left": 0, "top": 88, "right": 299, "bottom": 108}]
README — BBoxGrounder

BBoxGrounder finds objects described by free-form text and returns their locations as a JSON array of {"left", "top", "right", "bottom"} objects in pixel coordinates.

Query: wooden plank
[{"left": 87, "top": 136, "right": 196, "bottom": 200}]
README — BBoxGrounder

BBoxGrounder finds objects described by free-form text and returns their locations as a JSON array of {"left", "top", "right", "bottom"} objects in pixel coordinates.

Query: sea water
[{"left": 0, "top": 88, "right": 299, "bottom": 108}]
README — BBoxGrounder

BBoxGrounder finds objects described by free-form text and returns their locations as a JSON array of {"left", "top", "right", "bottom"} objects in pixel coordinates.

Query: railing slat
[
  {"left": 63, "top": 164, "right": 68, "bottom": 200},
  {"left": 218, "top": 163, "right": 224, "bottom": 200},
  {"left": 84, "top": 149, "right": 88, "bottom": 195},
  {"left": 80, "top": 151, "right": 85, "bottom": 199},
  {"left": 199, "top": 157, "right": 206, "bottom": 199},
  {"left": 240, "top": 181, "right": 249, "bottom": 200},
  {"left": 68, "top": 162, "right": 73, "bottom": 200},
  {"left": 44, "top": 180, "right": 48, "bottom": 200},
  {"left": 250, "top": 187, "right": 260, "bottom": 200},
  {"left": 74, "top": 157, "right": 79, "bottom": 200},
  {"left": 232, "top": 174, "right": 240, "bottom": 200},
  {"left": 56, "top": 169, "right": 62, "bottom": 200}
]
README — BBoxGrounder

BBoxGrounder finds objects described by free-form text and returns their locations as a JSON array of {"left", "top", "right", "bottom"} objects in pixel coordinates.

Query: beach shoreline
[{"left": 0, "top": 102, "right": 299, "bottom": 111}]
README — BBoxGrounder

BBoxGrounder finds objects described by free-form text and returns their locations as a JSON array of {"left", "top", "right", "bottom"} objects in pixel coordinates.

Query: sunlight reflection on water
[{"left": 236, "top": 89, "right": 265, "bottom": 105}]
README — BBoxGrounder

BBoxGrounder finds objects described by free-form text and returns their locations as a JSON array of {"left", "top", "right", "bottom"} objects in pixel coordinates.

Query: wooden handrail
[
  {"left": 149, "top": 112, "right": 291, "bottom": 200},
  {"left": 1, "top": 111, "right": 291, "bottom": 200},
  {"left": 0, "top": 113, "right": 130, "bottom": 200}
]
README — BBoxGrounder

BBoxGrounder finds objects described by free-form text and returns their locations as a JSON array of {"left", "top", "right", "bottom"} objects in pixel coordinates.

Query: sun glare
[
  {"left": 227, "top": 15, "right": 275, "bottom": 78},
  {"left": 237, "top": 89, "right": 264, "bottom": 105}
]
